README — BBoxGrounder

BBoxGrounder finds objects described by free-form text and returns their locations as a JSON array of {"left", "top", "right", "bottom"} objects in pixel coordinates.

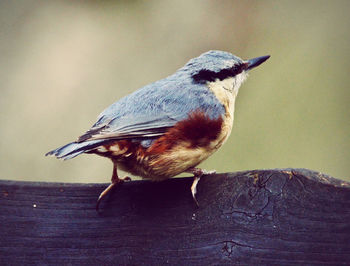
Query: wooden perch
[{"left": 1, "top": 168, "right": 350, "bottom": 265}]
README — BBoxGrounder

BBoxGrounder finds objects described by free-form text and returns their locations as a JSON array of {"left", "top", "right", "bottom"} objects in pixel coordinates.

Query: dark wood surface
[{"left": 1, "top": 168, "right": 350, "bottom": 265}]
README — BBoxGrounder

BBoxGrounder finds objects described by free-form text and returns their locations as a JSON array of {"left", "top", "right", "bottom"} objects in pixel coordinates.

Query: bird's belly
[
  {"left": 143, "top": 140, "right": 223, "bottom": 181},
  {"left": 93, "top": 110, "right": 233, "bottom": 181},
  {"left": 113, "top": 137, "right": 226, "bottom": 181}
]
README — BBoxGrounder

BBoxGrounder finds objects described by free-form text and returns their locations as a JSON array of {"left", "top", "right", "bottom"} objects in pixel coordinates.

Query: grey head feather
[{"left": 183, "top": 50, "right": 244, "bottom": 75}]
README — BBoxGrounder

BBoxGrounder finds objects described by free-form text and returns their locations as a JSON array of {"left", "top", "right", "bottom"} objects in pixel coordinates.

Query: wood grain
[{"left": 1, "top": 168, "right": 350, "bottom": 265}]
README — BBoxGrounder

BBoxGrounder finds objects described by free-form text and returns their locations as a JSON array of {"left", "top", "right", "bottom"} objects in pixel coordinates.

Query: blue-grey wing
[
  {"left": 77, "top": 72, "right": 225, "bottom": 143},
  {"left": 77, "top": 113, "right": 181, "bottom": 142}
]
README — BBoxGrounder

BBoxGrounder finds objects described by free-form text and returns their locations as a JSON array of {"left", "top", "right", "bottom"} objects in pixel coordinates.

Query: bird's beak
[{"left": 246, "top": 55, "right": 270, "bottom": 71}]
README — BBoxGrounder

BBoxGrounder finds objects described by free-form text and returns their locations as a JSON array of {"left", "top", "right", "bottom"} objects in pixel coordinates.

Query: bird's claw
[
  {"left": 189, "top": 168, "right": 216, "bottom": 207},
  {"left": 96, "top": 176, "right": 131, "bottom": 212},
  {"left": 191, "top": 176, "right": 201, "bottom": 207},
  {"left": 96, "top": 183, "right": 116, "bottom": 211}
]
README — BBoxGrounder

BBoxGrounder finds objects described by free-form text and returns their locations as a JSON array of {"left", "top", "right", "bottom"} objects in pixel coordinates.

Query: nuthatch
[{"left": 46, "top": 50, "right": 270, "bottom": 210}]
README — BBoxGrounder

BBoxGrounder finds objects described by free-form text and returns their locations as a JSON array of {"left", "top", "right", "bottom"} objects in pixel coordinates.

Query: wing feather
[
  {"left": 77, "top": 113, "right": 182, "bottom": 143},
  {"left": 76, "top": 71, "right": 226, "bottom": 144}
]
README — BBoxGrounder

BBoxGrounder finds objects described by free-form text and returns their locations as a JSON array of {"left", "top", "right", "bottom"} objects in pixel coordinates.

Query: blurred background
[{"left": 0, "top": 0, "right": 349, "bottom": 183}]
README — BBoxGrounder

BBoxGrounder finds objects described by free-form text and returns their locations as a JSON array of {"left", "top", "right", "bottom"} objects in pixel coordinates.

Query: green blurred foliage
[{"left": 0, "top": 0, "right": 349, "bottom": 182}]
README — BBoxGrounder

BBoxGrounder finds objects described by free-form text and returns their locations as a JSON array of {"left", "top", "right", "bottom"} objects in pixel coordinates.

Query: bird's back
[
  {"left": 46, "top": 67, "right": 226, "bottom": 163},
  {"left": 94, "top": 69, "right": 225, "bottom": 129}
]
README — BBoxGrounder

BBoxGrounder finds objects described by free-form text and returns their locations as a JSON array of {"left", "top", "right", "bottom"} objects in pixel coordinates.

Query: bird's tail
[{"left": 45, "top": 140, "right": 104, "bottom": 160}]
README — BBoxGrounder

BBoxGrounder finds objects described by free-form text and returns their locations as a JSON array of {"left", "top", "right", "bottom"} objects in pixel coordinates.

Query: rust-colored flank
[{"left": 148, "top": 110, "right": 223, "bottom": 154}]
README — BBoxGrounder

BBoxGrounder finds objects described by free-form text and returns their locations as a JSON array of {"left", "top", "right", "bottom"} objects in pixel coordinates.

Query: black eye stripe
[{"left": 192, "top": 63, "right": 247, "bottom": 84}]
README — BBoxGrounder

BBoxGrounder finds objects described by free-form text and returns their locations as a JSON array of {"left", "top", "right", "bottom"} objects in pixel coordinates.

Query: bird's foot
[
  {"left": 187, "top": 168, "right": 216, "bottom": 207},
  {"left": 96, "top": 176, "right": 131, "bottom": 211},
  {"left": 191, "top": 176, "right": 201, "bottom": 207}
]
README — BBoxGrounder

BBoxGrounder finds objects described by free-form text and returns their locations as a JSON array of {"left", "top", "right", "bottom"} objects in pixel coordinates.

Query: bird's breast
[{"left": 207, "top": 77, "right": 238, "bottom": 146}]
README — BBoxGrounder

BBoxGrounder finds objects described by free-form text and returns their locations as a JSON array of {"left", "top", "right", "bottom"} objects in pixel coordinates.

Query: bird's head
[{"left": 185, "top": 50, "right": 270, "bottom": 92}]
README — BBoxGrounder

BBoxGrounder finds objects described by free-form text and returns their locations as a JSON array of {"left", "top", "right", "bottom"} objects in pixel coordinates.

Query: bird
[{"left": 46, "top": 50, "right": 270, "bottom": 210}]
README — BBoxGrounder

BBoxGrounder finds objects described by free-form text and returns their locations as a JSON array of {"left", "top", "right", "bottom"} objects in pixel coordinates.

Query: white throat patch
[
  {"left": 207, "top": 72, "right": 248, "bottom": 145},
  {"left": 207, "top": 72, "right": 248, "bottom": 108}
]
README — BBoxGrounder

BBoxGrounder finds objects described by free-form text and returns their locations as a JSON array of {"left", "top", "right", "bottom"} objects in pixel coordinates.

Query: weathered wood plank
[{"left": 1, "top": 168, "right": 350, "bottom": 265}]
